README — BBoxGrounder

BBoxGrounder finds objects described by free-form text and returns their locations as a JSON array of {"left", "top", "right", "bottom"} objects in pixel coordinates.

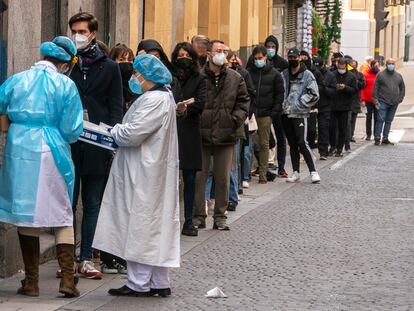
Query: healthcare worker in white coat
[
  {"left": 0, "top": 36, "right": 83, "bottom": 297},
  {"left": 93, "top": 54, "right": 180, "bottom": 298}
]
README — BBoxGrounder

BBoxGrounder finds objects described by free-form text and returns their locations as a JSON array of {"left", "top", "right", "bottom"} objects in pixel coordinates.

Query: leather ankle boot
[
  {"left": 56, "top": 244, "right": 80, "bottom": 298},
  {"left": 17, "top": 233, "right": 40, "bottom": 297}
]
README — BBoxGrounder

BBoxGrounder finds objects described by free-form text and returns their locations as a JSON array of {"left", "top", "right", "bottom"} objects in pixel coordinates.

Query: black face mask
[
  {"left": 230, "top": 62, "right": 239, "bottom": 70},
  {"left": 119, "top": 62, "right": 133, "bottom": 83},
  {"left": 175, "top": 57, "right": 193, "bottom": 70},
  {"left": 289, "top": 60, "right": 299, "bottom": 68}
]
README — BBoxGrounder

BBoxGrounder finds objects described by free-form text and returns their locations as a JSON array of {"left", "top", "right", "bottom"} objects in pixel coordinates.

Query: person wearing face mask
[
  {"left": 313, "top": 57, "right": 337, "bottom": 160},
  {"left": 68, "top": 12, "right": 123, "bottom": 280},
  {"left": 109, "top": 44, "right": 137, "bottom": 113},
  {"left": 345, "top": 59, "right": 366, "bottom": 151},
  {"left": 247, "top": 45, "right": 284, "bottom": 184},
  {"left": 191, "top": 35, "right": 210, "bottom": 68},
  {"left": 280, "top": 48, "right": 320, "bottom": 184},
  {"left": 372, "top": 58, "right": 405, "bottom": 146},
  {"left": 193, "top": 40, "right": 250, "bottom": 231},
  {"left": 226, "top": 51, "right": 255, "bottom": 208},
  {"left": 93, "top": 54, "right": 180, "bottom": 297},
  {"left": 361, "top": 60, "right": 380, "bottom": 141},
  {"left": 170, "top": 42, "right": 206, "bottom": 236},
  {"left": 330, "top": 58, "right": 357, "bottom": 157},
  {"left": 300, "top": 51, "right": 325, "bottom": 150},
  {"left": 264, "top": 35, "right": 288, "bottom": 72},
  {"left": 136, "top": 39, "right": 183, "bottom": 104},
  {"left": 0, "top": 36, "right": 83, "bottom": 298}
]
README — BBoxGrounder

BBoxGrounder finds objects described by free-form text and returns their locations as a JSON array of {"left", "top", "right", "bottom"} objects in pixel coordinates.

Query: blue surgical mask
[
  {"left": 267, "top": 48, "right": 276, "bottom": 58},
  {"left": 129, "top": 74, "right": 143, "bottom": 94},
  {"left": 255, "top": 59, "right": 266, "bottom": 69},
  {"left": 386, "top": 64, "right": 395, "bottom": 72}
]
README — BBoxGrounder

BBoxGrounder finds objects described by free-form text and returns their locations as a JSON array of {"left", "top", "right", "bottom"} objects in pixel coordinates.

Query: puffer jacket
[
  {"left": 247, "top": 62, "right": 284, "bottom": 118},
  {"left": 331, "top": 70, "right": 357, "bottom": 111},
  {"left": 201, "top": 65, "right": 250, "bottom": 146},
  {"left": 361, "top": 69, "right": 378, "bottom": 103},
  {"left": 281, "top": 63, "right": 319, "bottom": 118}
]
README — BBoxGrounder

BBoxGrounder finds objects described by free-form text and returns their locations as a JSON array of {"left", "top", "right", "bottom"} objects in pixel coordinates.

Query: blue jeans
[
  {"left": 72, "top": 174, "right": 107, "bottom": 261},
  {"left": 243, "top": 132, "right": 253, "bottom": 182},
  {"left": 374, "top": 101, "right": 398, "bottom": 141},
  {"left": 229, "top": 140, "right": 241, "bottom": 204},
  {"left": 204, "top": 169, "right": 215, "bottom": 200}
]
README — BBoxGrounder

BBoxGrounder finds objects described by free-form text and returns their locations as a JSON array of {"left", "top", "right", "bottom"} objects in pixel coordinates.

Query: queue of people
[{"left": 0, "top": 11, "right": 406, "bottom": 299}]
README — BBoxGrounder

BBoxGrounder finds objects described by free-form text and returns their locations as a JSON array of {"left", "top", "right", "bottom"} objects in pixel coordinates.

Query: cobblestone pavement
[{"left": 58, "top": 143, "right": 414, "bottom": 311}]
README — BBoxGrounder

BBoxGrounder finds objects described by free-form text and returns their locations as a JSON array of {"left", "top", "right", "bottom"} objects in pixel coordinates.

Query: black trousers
[
  {"left": 345, "top": 111, "right": 358, "bottom": 147},
  {"left": 272, "top": 113, "right": 287, "bottom": 172},
  {"left": 365, "top": 102, "right": 377, "bottom": 138},
  {"left": 182, "top": 169, "right": 197, "bottom": 223},
  {"left": 329, "top": 110, "right": 349, "bottom": 152},
  {"left": 281, "top": 115, "right": 316, "bottom": 173},
  {"left": 306, "top": 112, "right": 318, "bottom": 149},
  {"left": 317, "top": 111, "right": 331, "bottom": 156}
]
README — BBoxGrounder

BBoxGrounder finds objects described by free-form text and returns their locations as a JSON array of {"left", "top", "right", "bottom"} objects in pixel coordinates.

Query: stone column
[{"left": 0, "top": 0, "right": 42, "bottom": 278}]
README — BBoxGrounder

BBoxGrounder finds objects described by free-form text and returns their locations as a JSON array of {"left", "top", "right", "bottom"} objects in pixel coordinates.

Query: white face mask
[
  {"left": 212, "top": 52, "right": 226, "bottom": 66},
  {"left": 72, "top": 33, "right": 91, "bottom": 51},
  {"left": 338, "top": 69, "right": 346, "bottom": 75}
]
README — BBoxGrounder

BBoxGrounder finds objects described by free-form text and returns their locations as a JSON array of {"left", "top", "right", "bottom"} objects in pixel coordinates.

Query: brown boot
[
  {"left": 17, "top": 233, "right": 40, "bottom": 297},
  {"left": 56, "top": 244, "right": 80, "bottom": 298}
]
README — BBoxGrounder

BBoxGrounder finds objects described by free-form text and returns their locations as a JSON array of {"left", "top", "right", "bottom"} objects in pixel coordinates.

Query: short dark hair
[
  {"left": 252, "top": 45, "right": 267, "bottom": 57},
  {"left": 207, "top": 40, "right": 225, "bottom": 51},
  {"left": 171, "top": 42, "right": 199, "bottom": 75},
  {"left": 109, "top": 44, "right": 134, "bottom": 61},
  {"left": 370, "top": 60, "right": 378, "bottom": 67},
  {"left": 69, "top": 12, "right": 98, "bottom": 32},
  {"left": 337, "top": 58, "right": 347, "bottom": 66}
]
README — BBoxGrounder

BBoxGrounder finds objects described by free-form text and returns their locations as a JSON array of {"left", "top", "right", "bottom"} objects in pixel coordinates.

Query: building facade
[{"left": 340, "top": 0, "right": 406, "bottom": 66}]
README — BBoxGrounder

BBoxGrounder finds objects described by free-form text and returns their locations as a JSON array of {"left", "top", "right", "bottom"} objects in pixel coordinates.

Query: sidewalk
[{"left": 0, "top": 140, "right": 345, "bottom": 311}]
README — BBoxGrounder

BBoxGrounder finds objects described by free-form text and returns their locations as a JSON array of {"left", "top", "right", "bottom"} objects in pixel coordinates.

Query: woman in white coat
[{"left": 93, "top": 54, "right": 180, "bottom": 297}]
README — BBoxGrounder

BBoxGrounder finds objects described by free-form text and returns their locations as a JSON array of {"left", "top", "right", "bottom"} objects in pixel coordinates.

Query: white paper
[{"left": 205, "top": 287, "right": 227, "bottom": 298}]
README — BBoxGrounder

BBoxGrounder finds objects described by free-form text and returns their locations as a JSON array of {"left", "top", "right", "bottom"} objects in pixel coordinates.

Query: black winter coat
[
  {"left": 264, "top": 35, "right": 289, "bottom": 72},
  {"left": 176, "top": 72, "right": 207, "bottom": 170},
  {"left": 247, "top": 62, "right": 284, "bottom": 118},
  {"left": 350, "top": 69, "right": 366, "bottom": 113},
  {"left": 70, "top": 54, "right": 123, "bottom": 175},
  {"left": 234, "top": 66, "right": 256, "bottom": 117},
  {"left": 316, "top": 67, "right": 337, "bottom": 112},
  {"left": 331, "top": 70, "right": 358, "bottom": 112}
]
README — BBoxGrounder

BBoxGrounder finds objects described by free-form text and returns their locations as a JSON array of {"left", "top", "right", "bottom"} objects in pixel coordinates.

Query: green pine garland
[{"left": 312, "top": 0, "right": 342, "bottom": 62}]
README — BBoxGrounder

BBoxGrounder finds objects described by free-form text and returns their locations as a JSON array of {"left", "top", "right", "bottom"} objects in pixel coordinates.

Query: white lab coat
[{"left": 93, "top": 88, "right": 180, "bottom": 268}]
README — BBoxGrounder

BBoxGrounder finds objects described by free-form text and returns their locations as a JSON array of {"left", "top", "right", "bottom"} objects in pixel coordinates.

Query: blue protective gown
[{"left": 0, "top": 61, "right": 83, "bottom": 225}]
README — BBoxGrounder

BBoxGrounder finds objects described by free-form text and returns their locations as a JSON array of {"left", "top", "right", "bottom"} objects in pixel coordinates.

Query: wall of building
[{"left": 341, "top": 0, "right": 406, "bottom": 66}]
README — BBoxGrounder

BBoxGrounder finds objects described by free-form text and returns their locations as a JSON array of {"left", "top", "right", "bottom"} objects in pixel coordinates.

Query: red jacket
[{"left": 361, "top": 70, "right": 378, "bottom": 103}]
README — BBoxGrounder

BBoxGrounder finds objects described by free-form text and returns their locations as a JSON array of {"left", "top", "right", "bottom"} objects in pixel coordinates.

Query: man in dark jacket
[
  {"left": 264, "top": 35, "right": 288, "bottom": 72},
  {"left": 330, "top": 58, "right": 357, "bottom": 157},
  {"left": 300, "top": 51, "right": 325, "bottom": 149},
  {"left": 281, "top": 48, "right": 320, "bottom": 184},
  {"left": 345, "top": 59, "right": 366, "bottom": 151},
  {"left": 247, "top": 45, "right": 284, "bottom": 183},
  {"left": 69, "top": 12, "right": 123, "bottom": 279},
  {"left": 314, "top": 57, "right": 337, "bottom": 160},
  {"left": 193, "top": 40, "right": 250, "bottom": 231}
]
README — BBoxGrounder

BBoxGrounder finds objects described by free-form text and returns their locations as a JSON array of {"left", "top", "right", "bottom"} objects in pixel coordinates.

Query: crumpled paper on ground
[{"left": 205, "top": 287, "right": 227, "bottom": 298}]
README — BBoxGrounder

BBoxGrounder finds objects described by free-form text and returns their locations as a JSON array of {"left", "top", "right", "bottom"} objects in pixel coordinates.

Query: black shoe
[
  {"left": 213, "top": 222, "right": 230, "bottom": 231},
  {"left": 328, "top": 148, "right": 336, "bottom": 156},
  {"left": 334, "top": 152, "right": 343, "bottom": 157},
  {"left": 181, "top": 221, "right": 198, "bottom": 236},
  {"left": 382, "top": 139, "right": 394, "bottom": 145},
  {"left": 351, "top": 137, "right": 356, "bottom": 143},
  {"left": 374, "top": 140, "right": 380, "bottom": 146},
  {"left": 266, "top": 170, "right": 277, "bottom": 182},
  {"left": 238, "top": 188, "right": 243, "bottom": 195},
  {"left": 227, "top": 202, "right": 237, "bottom": 212},
  {"left": 108, "top": 285, "right": 151, "bottom": 297},
  {"left": 345, "top": 147, "right": 351, "bottom": 153},
  {"left": 150, "top": 288, "right": 171, "bottom": 297},
  {"left": 365, "top": 136, "right": 371, "bottom": 141}
]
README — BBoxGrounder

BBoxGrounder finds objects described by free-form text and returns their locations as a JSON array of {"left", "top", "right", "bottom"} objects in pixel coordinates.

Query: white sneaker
[
  {"left": 78, "top": 260, "right": 103, "bottom": 279},
  {"left": 311, "top": 171, "right": 321, "bottom": 184},
  {"left": 242, "top": 181, "right": 249, "bottom": 189},
  {"left": 286, "top": 171, "right": 300, "bottom": 183}
]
